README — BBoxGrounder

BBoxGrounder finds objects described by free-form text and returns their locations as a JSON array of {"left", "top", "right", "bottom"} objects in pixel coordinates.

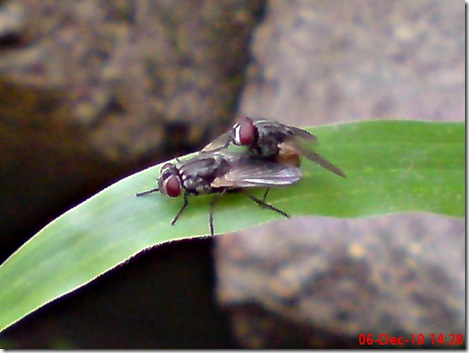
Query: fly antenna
[{"left": 136, "top": 187, "right": 159, "bottom": 197}]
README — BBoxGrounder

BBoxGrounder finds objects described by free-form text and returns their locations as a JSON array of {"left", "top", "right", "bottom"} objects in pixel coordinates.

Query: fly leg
[
  {"left": 247, "top": 193, "right": 289, "bottom": 219},
  {"left": 261, "top": 188, "right": 271, "bottom": 203},
  {"left": 209, "top": 191, "right": 226, "bottom": 236},
  {"left": 171, "top": 193, "right": 189, "bottom": 226}
]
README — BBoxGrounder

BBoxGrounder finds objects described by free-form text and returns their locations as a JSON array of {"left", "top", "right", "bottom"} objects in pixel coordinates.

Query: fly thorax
[
  {"left": 182, "top": 175, "right": 212, "bottom": 195},
  {"left": 251, "top": 138, "right": 280, "bottom": 159}
]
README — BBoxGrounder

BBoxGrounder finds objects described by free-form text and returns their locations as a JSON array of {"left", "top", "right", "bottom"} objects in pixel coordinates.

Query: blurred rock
[
  {"left": 0, "top": 0, "right": 264, "bottom": 249},
  {"left": 216, "top": 0, "right": 464, "bottom": 348},
  {"left": 0, "top": 0, "right": 263, "bottom": 162},
  {"left": 0, "top": 1, "right": 26, "bottom": 41},
  {"left": 0, "top": 0, "right": 264, "bottom": 348}
]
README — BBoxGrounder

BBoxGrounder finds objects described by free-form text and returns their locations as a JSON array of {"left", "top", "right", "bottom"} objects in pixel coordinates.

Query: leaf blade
[{"left": 0, "top": 119, "right": 464, "bottom": 332}]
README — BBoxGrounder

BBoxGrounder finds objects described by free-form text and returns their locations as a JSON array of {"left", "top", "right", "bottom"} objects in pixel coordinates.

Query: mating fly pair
[{"left": 137, "top": 117, "right": 345, "bottom": 236}]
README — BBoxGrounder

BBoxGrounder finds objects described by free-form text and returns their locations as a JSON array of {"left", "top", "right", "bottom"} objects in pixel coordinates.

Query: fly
[
  {"left": 203, "top": 117, "right": 346, "bottom": 177},
  {"left": 136, "top": 150, "right": 301, "bottom": 236}
]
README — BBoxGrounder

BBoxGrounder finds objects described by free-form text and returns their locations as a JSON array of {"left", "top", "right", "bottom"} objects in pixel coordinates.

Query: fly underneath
[{"left": 136, "top": 150, "right": 301, "bottom": 236}]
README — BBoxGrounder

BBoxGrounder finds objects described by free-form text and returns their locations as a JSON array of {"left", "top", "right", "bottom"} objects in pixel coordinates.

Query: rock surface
[
  {"left": 0, "top": 0, "right": 263, "bottom": 161},
  {"left": 0, "top": 0, "right": 263, "bottom": 348},
  {"left": 215, "top": 0, "right": 464, "bottom": 348}
]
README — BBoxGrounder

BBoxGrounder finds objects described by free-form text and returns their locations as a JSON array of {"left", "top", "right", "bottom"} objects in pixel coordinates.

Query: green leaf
[{"left": 0, "top": 120, "right": 464, "bottom": 332}]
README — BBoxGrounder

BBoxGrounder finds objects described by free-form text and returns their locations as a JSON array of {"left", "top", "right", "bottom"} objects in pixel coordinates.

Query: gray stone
[
  {"left": 216, "top": 0, "right": 464, "bottom": 348},
  {"left": 0, "top": 0, "right": 263, "bottom": 161}
]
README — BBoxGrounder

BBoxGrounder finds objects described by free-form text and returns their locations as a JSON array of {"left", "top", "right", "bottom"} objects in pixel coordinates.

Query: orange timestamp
[{"left": 358, "top": 333, "right": 464, "bottom": 347}]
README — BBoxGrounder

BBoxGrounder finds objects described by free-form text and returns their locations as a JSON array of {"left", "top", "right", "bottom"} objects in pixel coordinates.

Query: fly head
[
  {"left": 232, "top": 117, "right": 258, "bottom": 147},
  {"left": 158, "top": 162, "right": 182, "bottom": 198}
]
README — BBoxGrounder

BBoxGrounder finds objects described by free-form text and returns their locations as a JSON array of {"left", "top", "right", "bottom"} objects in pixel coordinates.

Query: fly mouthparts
[{"left": 136, "top": 187, "right": 160, "bottom": 197}]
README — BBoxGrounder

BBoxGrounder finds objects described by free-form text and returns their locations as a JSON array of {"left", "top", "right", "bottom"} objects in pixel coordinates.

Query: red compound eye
[
  {"left": 233, "top": 117, "right": 255, "bottom": 146},
  {"left": 163, "top": 175, "right": 181, "bottom": 197}
]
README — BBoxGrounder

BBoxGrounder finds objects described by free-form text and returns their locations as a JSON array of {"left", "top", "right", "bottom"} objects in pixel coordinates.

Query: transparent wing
[
  {"left": 201, "top": 131, "right": 231, "bottom": 152},
  {"left": 211, "top": 158, "right": 301, "bottom": 188},
  {"left": 286, "top": 125, "right": 317, "bottom": 142},
  {"left": 253, "top": 119, "right": 318, "bottom": 142},
  {"left": 282, "top": 139, "right": 346, "bottom": 178}
]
